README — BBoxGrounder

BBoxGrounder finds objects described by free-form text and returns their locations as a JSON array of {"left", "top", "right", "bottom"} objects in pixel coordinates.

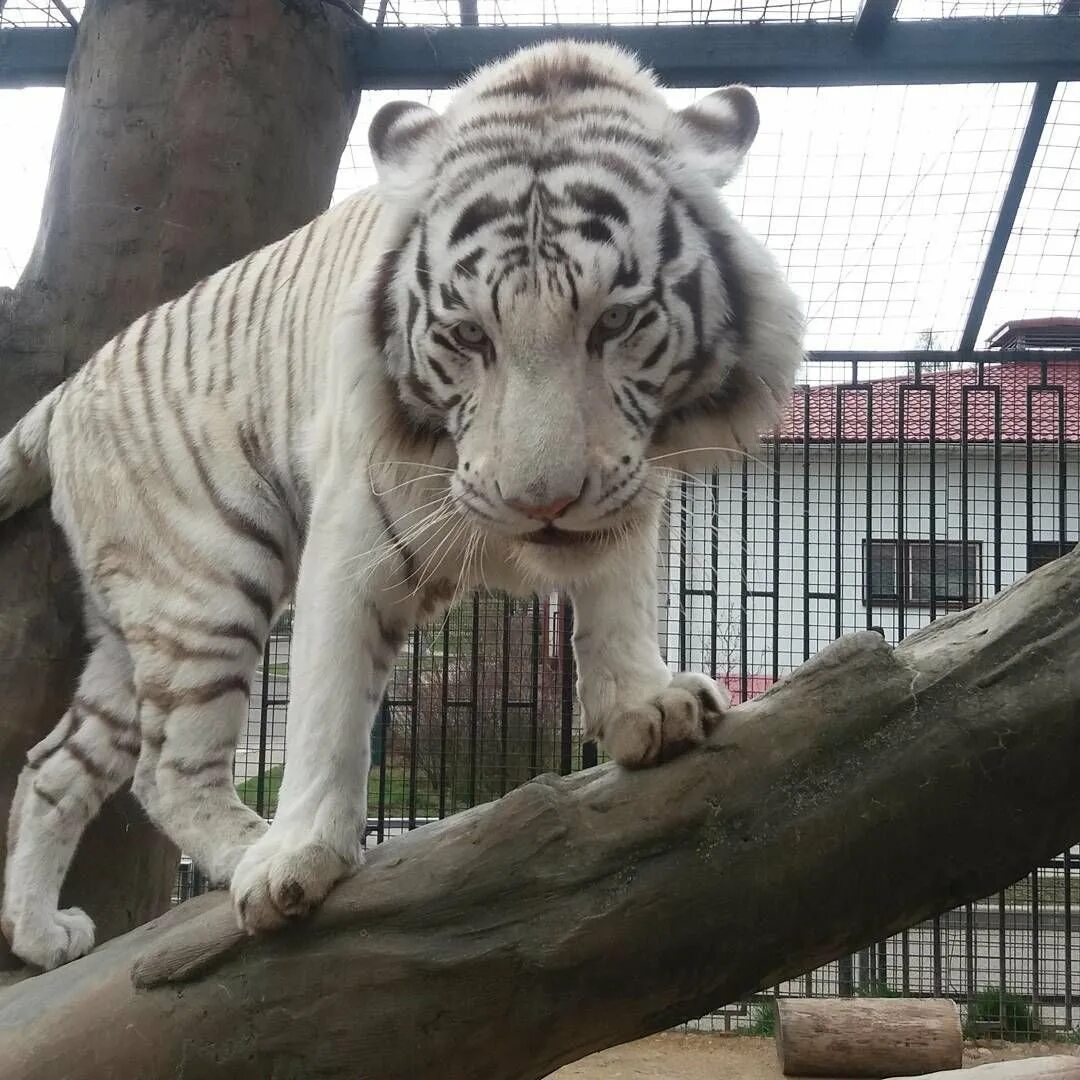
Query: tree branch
[{"left": 0, "top": 548, "right": 1077, "bottom": 1080}]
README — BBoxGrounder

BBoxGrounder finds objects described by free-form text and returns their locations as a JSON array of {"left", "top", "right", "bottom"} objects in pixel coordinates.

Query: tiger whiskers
[
  {"left": 646, "top": 445, "right": 764, "bottom": 467},
  {"left": 345, "top": 495, "right": 452, "bottom": 569}
]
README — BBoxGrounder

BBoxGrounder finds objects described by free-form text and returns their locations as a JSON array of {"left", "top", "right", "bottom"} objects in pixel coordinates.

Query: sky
[{"left": 1, "top": 6, "right": 1077, "bottom": 355}]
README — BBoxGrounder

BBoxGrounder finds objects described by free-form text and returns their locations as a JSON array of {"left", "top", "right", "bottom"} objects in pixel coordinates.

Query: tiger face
[{"left": 366, "top": 41, "right": 803, "bottom": 569}]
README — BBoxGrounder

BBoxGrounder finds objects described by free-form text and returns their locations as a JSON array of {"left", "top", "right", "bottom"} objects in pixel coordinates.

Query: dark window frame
[
  {"left": 862, "top": 539, "right": 982, "bottom": 609},
  {"left": 1027, "top": 540, "right": 1076, "bottom": 573}
]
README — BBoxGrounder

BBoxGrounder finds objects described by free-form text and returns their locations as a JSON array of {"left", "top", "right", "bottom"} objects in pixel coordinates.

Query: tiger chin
[{"left": 0, "top": 39, "right": 803, "bottom": 970}]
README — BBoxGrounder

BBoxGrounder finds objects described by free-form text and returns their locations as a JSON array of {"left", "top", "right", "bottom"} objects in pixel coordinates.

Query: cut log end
[{"left": 775, "top": 997, "right": 963, "bottom": 1077}]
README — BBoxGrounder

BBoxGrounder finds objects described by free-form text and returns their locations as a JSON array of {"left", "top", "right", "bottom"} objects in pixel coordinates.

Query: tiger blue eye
[
  {"left": 598, "top": 305, "right": 632, "bottom": 333},
  {"left": 454, "top": 321, "right": 487, "bottom": 347}
]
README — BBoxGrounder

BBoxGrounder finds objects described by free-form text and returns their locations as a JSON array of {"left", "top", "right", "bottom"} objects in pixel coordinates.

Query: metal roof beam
[
  {"left": 958, "top": 81, "right": 1057, "bottom": 352},
  {"left": 349, "top": 16, "right": 1080, "bottom": 90},
  {"left": 0, "top": 27, "right": 74, "bottom": 88},
  {"left": 5, "top": 17, "right": 1080, "bottom": 91}
]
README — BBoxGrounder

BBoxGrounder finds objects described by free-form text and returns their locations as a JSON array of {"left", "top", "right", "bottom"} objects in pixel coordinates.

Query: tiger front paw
[
  {"left": 597, "top": 672, "right": 729, "bottom": 769},
  {"left": 230, "top": 829, "right": 359, "bottom": 934}
]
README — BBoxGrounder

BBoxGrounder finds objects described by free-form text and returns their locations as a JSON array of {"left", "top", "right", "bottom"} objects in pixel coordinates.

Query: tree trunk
[
  {"left": 0, "top": 0, "right": 359, "bottom": 967},
  {"left": 774, "top": 998, "right": 962, "bottom": 1077},
  {"left": 0, "top": 546, "right": 1076, "bottom": 1080}
]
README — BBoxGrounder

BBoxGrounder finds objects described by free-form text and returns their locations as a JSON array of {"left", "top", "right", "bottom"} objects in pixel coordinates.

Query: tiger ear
[
  {"left": 675, "top": 86, "right": 759, "bottom": 185},
  {"left": 368, "top": 100, "right": 443, "bottom": 197}
]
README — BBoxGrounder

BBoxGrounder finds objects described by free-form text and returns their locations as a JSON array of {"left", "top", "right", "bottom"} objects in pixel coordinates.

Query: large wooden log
[
  {"left": 0, "top": 547, "right": 1076, "bottom": 1079},
  {"left": 775, "top": 998, "right": 962, "bottom": 1076},
  {"left": 890, "top": 1058, "right": 1080, "bottom": 1079}
]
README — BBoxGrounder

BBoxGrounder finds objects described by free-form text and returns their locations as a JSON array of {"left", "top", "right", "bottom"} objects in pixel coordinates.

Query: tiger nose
[{"left": 505, "top": 494, "right": 578, "bottom": 521}]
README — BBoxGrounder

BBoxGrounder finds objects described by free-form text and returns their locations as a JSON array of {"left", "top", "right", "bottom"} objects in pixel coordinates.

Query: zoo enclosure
[{"left": 5, "top": 0, "right": 1080, "bottom": 1042}]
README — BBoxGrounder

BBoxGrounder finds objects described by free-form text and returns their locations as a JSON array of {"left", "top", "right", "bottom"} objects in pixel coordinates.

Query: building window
[
  {"left": 1028, "top": 540, "right": 1075, "bottom": 572},
  {"left": 864, "top": 540, "right": 981, "bottom": 607}
]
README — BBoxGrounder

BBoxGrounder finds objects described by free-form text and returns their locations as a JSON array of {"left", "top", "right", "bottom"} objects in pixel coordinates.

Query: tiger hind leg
[
  {"left": 2, "top": 625, "right": 141, "bottom": 970},
  {"left": 128, "top": 602, "right": 270, "bottom": 887}
]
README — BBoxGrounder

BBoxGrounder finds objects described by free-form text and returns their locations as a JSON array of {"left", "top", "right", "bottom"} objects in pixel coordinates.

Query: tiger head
[{"left": 364, "top": 40, "right": 803, "bottom": 572}]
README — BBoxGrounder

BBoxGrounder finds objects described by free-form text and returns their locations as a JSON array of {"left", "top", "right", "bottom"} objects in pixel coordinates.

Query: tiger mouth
[{"left": 518, "top": 525, "right": 609, "bottom": 547}]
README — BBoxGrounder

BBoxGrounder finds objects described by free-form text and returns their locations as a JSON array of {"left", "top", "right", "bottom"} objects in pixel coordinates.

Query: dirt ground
[{"left": 549, "top": 1033, "right": 1080, "bottom": 1079}]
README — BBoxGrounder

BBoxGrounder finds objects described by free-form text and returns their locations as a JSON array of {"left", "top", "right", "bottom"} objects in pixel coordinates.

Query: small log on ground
[
  {"left": 888, "top": 1058, "right": 1080, "bottom": 1079},
  {"left": 775, "top": 998, "right": 962, "bottom": 1076},
  {"left": 0, "top": 547, "right": 1077, "bottom": 1079}
]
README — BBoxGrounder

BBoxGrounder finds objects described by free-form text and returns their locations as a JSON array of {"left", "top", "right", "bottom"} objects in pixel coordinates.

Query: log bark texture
[
  {"left": 0, "top": 0, "right": 359, "bottom": 965},
  {"left": 775, "top": 998, "right": 962, "bottom": 1077},
  {"left": 0, "top": 546, "right": 1077, "bottom": 1079},
  {"left": 888, "top": 1059, "right": 1080, "bottom": 1079}
]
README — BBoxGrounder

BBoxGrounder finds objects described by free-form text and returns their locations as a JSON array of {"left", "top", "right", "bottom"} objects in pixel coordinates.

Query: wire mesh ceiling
[
  {"left": 352, "top": 0, "right": 1061, "bottom": 26},
  {"left": 335, "top": 79, "right": 1078, "bottom": 351},
  {"left": 1, "top": 0, "right": 1064, "bottom": 27},
  {"left": 1, "top": 1, "right": 1076, "bottom": 353},
  {"left": 0, "top": 0, "right": 79, "bottom": 28}
]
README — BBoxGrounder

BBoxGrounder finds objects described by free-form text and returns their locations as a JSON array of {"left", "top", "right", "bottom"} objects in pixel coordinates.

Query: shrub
[
  {"left": 964, "top": 987, "right": 1040, "bottom": 1041},
  {"left": 748, "top": 1002, "right": 776, "bottom": 1037}
]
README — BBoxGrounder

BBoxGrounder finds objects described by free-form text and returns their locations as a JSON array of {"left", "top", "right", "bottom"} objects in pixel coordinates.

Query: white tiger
[{"left": 0, "top": 40, "right": 803, "bottom": 970}]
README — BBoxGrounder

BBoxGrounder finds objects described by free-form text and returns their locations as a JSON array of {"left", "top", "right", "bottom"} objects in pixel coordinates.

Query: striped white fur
[{"left": 0, "top": 41, "right": 803, "bottom": 969}]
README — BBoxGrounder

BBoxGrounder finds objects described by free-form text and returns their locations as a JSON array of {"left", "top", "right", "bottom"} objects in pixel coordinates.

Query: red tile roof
[
  {"left": 775, "top": 361, "right": 1080, "bottom": 444},
  {"left": 719, "top": 674, "right": 775, "bottom": 705}
]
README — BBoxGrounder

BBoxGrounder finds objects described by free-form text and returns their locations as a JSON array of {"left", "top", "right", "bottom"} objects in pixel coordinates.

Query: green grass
[
  {"left": 747, "top": 1003, "right": 776, "bottom": 1037},
  {"left": 235, "top": 763, "right": 444, "bottom": 819},
  {"left": 964, "top": 987, "right": 1041, "bottom": 1041},
  {"left": 235, "top": 765, "right": 283, "bottom": 813},
  {"left": 257, "top": 662, "right": 290, "bottom": 678}
]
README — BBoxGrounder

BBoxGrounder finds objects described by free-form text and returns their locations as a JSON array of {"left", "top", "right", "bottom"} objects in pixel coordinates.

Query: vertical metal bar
[
  {"left": 1027, "top": 386, "right": 1036, "bottom": 583},
  {"left": 710, "top": 467, "right": 720, "bottom": 682},
  {"left": 439, "top": 609, "right": 451, "bottom": 819},
  {"left": 897, "top": 388, "right": 907, "bottom": 639},
  {"left": 994, "top": 387, "right": 1003, "bottom": 595},
  {"left": 529, "top": 598, "right": 541, "bottom": 776},
  {"left": 376, "top": 699, "right": 389, "bottom": 844},
  {"left": 802, "top": 390, "right": 812, "bottom": 662},
  {"left": 679, "top": 479, "right": 689, "bottom": 671},
  {"left": 959, "top": 82, "right": 1057, "bottom": 351},
  {"left": 559, "top": 600, "right": 575, "bottom": 775},
  {"left": 499, "top": 598, "right": 511, "bottom": 795},
  {"left": 1057, "top": 385, "right": 1068, "bottom": 550},
  {"left": 962, "top": 387, "right": 972, "bottom": 610},
  {"left": 740, "top": 459, "right": 749, "bottom": 702},
  {"left": 255, "top": 635, "right": 272, "bottom": 817},
  {"left": 771, "top": 439, "right": 781, "bottom": 684},
  {"left": 932, "top": 916, "right": 942, "bottom": 996},
  {"left": 407, "top": 627, "right": 421, "bottom": 830},
  {"left": 928, "top": 387, "right": 938, "bottom": 622},
  {"left": 834, "top": 389, "right": 843, "bottom": 643},
  {"left": 1066, "top": 851, "right": 1073, "bottom": 1030},
  {"left": 468, "top": 593, "right": 480, "bottom": 807},
  {"left": 865, "top": 386, "right": 875, "bottom": 629},
  {"left": 1031, "top": 870, "right": 1040, "bottom": 1019},
  {"left": 965, "top": 901, "right": 975, "bottom": 1012},
  {"left": 999, "top": 890, "right": 1007, "bottom": 995}
]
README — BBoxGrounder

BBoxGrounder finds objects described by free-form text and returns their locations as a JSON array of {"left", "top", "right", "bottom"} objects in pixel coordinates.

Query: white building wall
[{"left": 659, "top": 443, "right": 1080, "bottom": 691}]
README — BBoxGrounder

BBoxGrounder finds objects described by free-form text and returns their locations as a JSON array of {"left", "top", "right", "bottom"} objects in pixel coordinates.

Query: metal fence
[{"left": 171, "top": 352, "right": 1080, "bottom": 1041}]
